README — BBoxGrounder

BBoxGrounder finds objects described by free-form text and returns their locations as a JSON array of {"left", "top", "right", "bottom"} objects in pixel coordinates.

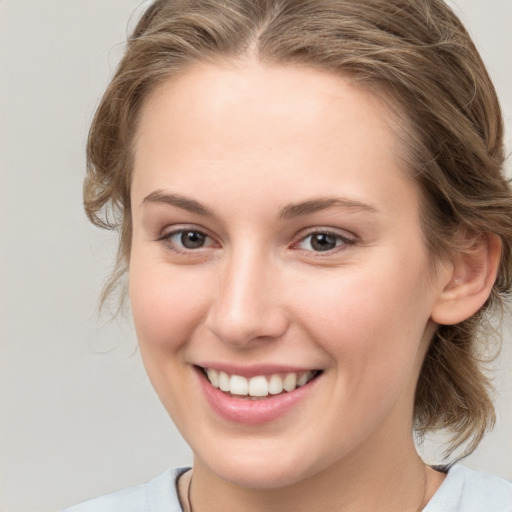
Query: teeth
[
  {"left": 230, "top": 375, "right": 249, "bottom": 395},
  {"left": 297, "top": 371, "right": 313, "bottom": 387},
  {"left": 268, "top": 374, "right": 283, "bottom": 395},
  {"left": 203, "top": 368, "right": 317, "bottom": 397},
  {"left": 283, "top": 373, "right": 297, "bottom": 392},
  {"left": 206, "top": 368, "right": 219, "bottom": 388},
  {"left": 249, "top": 376, "right": 268, "bottom": 397},
  {"left": 218, "top": 371, "right": 230, "bottom": 392}
]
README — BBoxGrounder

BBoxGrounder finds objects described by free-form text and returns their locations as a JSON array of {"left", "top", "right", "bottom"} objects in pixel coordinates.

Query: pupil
[
  {"left": 181, "top": 231, "right": 205, "bottom": 249},
  {"left": 311, "top": 233, "right": 337, "bottom": 251}
]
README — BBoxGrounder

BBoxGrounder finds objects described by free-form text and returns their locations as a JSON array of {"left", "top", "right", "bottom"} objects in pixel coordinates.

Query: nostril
[{"left": 206, "top": 306, "right": 290, "bottom": 347}]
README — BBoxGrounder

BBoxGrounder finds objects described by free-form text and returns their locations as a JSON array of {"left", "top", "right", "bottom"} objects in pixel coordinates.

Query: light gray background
[{"left": 0, "top": 1, "right": 511, "bottom": 511}]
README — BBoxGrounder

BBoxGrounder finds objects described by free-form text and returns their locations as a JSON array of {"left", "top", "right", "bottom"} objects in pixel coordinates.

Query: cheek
[
  {"left": 299, "top": 271, "right": 432, "bottom": 433},
  {"left": 293, "top": 262, "right": 433, "bottom": 383},
  {"left": 128, "top": 254, "right": 211, "bottom": 425},
  {"left": 129, "top": 252, "right": 208, "bottom": 353}
]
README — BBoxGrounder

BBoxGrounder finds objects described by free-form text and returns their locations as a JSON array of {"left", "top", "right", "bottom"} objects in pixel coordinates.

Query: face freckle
[{"left": 128, "top": 61, "right": 445, "bottom": 489}]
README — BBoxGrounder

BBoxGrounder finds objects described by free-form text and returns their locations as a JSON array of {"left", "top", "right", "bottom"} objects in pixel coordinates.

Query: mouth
[{"left": 198, "top": 366, "right": 323, "bottom": 400}]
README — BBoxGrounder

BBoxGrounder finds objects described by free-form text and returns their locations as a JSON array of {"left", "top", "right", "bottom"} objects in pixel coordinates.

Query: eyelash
[
  {"left": 293, "top": 230, "right": 354, "bottom": 254},
  {"left": 157, "top": 227, "right": 355, "bottom": 255},
  {"left": 157, "top": 227, "right": 215, "bottom": 255}
]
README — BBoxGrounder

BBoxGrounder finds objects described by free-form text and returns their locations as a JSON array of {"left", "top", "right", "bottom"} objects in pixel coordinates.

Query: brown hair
[{"left": 85, "top": 0, "right": 512, "bottom": 459}]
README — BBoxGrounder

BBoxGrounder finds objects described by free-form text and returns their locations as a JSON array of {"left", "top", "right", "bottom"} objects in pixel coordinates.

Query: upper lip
[{"left": 194, "top": 363, "right": 322, "bottom": 378}]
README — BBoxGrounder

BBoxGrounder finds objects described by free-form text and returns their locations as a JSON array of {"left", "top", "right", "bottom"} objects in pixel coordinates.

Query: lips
[{"left": 195, "top": 364, "right": 323, "bottom": 424}]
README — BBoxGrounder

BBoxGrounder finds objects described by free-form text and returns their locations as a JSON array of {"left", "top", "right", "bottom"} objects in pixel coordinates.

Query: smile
[
  {"left": 201, "top": 367, "right": 321, "bottom": 399},
  {"left": 196, "top": 365, "right": 324, "bottom": 424}
]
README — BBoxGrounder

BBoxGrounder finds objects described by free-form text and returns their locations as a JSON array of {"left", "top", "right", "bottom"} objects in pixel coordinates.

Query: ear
[{"left": 431, "top": 233, "right": 502, "bottom": 326}]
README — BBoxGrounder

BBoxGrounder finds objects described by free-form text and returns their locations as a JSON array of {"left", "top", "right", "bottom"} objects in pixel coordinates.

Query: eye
[
  {"left": 160, "top": 228, "right": 216, "bottom": 252},
  {"left": 175, "top": 230, "right": 207, "bottom": 249},
  {"left": 296, "top": 231, "right": 351, "bottom": 252}
]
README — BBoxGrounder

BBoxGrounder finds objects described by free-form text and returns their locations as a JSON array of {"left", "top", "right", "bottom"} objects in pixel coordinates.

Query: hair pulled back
[{"left": 85, "top": 0, "right": 512, "bottom": 459}]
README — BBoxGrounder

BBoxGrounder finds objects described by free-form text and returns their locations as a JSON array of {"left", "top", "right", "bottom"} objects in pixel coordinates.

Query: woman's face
[{"left": 129, "top": 62, "right": 448, "bottom": 488}]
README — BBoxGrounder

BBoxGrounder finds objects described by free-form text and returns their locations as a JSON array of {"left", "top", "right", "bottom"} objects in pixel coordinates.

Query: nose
[{"left": 205, "top": 248, "right": 289, "bottom": 347}]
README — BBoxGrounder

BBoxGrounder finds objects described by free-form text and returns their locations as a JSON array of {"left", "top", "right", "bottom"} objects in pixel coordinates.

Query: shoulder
[
  {"left": 425, "top": 465, "right": 512, "bottom": 512},
  {"left": 61, "top": 467, "right": 189, "bottom": 512}
]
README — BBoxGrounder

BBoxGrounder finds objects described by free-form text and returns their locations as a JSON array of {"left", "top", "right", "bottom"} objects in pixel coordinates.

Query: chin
[
  {"left": 211, "top": 461, "right": 311, "bottom": 490},
  {"left": 194, "top": 440, "right": 331, "bottom": 490}
]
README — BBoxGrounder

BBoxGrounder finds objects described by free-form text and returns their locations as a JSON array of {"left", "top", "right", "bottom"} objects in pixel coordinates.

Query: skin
[{"left": 128, "top": 61, "right": 493, "bottom": 511}]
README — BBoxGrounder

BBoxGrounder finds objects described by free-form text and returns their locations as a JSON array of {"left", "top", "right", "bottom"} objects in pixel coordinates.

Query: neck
[{"left": 182, "top": 433, "right": 444, "bottom": 512}]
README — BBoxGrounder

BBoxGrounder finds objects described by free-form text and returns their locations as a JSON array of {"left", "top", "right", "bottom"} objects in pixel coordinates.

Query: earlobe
[{"left": 431, "top": 233, "right": 501, "bottom": 326}]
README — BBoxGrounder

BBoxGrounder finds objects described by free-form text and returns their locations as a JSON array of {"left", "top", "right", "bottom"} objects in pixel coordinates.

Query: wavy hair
[{"left": 85, "top": 0, "right": 512, "bottom": 458}]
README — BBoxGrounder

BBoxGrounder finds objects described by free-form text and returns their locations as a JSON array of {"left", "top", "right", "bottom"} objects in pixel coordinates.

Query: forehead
[
  {"left": 132, "top": 61, "right": 417, "bottom": 213},
  {"left": 136, "top": 61, "right": 400, "bottom": 153}
]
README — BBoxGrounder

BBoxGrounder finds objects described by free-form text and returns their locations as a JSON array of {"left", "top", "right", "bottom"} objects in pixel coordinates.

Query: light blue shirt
[{"left": 62, "top": 465, "right": 512, "bottom": 511}]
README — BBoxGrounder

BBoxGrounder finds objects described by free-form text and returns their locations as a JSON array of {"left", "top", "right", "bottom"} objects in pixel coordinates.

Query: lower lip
[{"left": 196, "top": 368, "right": 321, "bottom": 425}]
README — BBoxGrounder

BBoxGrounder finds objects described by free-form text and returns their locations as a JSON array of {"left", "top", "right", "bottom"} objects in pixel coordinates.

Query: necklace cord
[
  {"left": 184, "top": 465, "right": 429, "bottom": 512},
  {"left": 187, "top": 471, "right": 193, "bottom": 512}
]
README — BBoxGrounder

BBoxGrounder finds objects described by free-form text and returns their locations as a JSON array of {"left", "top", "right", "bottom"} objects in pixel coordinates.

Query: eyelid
[
  {"left": 291, "top": 227, "right": 356, "bottom": 252},
  {"left": 157, "top": 225, "right": 220, "bottom": 253},
  {"left": 154, "top": 224, "right": 355, "bottom": 255}
]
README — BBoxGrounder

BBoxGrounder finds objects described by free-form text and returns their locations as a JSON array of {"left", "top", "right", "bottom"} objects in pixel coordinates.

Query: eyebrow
[
  {"left": 142, "top": 191, "right": 378, "bottom": 219},
  {"left": 278, "top": 197, "right": 378, "bottom": 220},
  {"left": 142, "top": 191, "right": 213, "bottom": 216}
]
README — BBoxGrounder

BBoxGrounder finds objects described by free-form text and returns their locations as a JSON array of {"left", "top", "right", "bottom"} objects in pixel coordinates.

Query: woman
[{"left": 64, "top": 0, "right": 512, "bottom": 510}]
